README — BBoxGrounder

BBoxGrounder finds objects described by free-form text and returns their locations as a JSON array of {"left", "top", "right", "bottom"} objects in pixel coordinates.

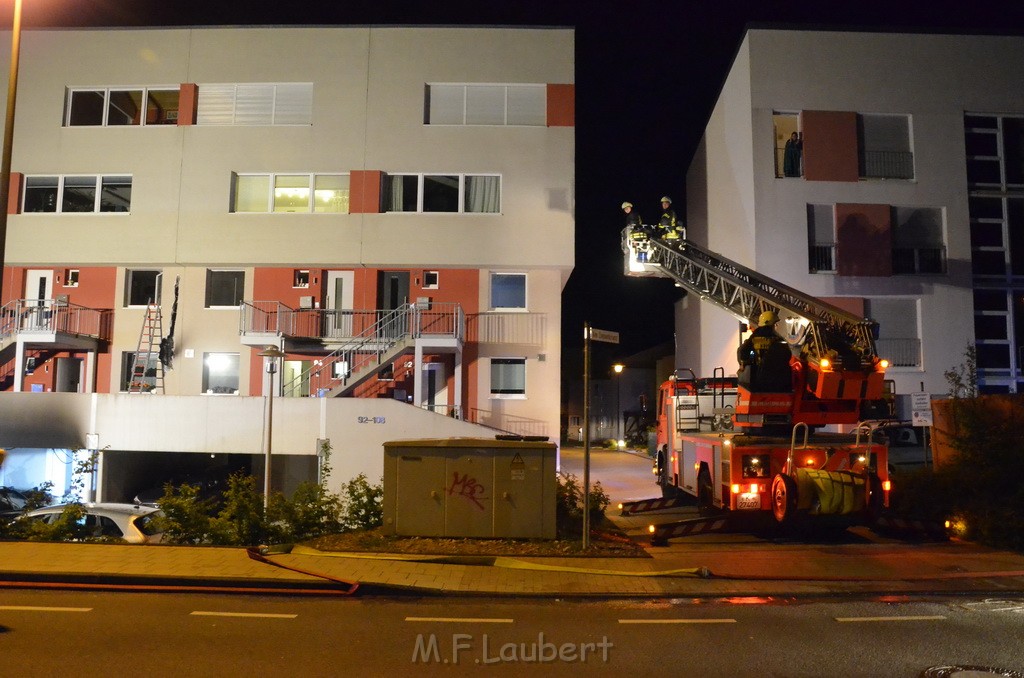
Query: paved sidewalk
[{"left": 3, "top": 531, "right": 1024, "bottom": 597}]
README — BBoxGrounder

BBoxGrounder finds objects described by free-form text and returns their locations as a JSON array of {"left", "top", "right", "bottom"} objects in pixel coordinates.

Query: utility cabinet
[{"left": 382, "top": 438, "right": 557, "bottom": 539}]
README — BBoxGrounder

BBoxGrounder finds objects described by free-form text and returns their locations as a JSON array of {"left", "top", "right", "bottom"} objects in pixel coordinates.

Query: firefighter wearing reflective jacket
[
  {"left": 737, "top": 311, "right": 793, "bottom": 392},
  {"left": 657, "top": 196, "right": 684, "bottom": 241},
  {"left": 623, "top": 201, "right": 651, "bottom": 262}
]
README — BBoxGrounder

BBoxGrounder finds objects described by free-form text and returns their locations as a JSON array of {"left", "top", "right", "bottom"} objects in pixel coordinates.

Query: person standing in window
[{"left": 783, "top": 132, "right": 803, "bottom": 177}]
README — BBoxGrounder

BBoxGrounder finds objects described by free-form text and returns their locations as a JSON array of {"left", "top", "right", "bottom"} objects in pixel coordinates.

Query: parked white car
[{"left": 21, "top": 502, "right": 164, "bottom": 544}]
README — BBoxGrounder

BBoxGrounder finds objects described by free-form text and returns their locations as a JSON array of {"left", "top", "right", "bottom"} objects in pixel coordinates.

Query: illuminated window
[
  {"left": 202, "top": 353, "right": 239, "bottom": 395},
  {"left": 232, "top": 173, "right": 348, "bottom": 214}
]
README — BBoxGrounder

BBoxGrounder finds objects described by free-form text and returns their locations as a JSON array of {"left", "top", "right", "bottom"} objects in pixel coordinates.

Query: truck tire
[
  {"left": 771, "top": 473, "right": 798, "bottom": 525},
  {"left": 697, "top": 467, "right": 715, "bottom": 515},
  {"left": 657, "top": 449, "right": 677, "bottom": 498}
]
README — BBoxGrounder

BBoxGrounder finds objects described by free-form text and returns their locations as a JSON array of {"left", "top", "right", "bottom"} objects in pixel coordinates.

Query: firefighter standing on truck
[{"left": 737, "top": 310, "right": 793, "bottom": 392}]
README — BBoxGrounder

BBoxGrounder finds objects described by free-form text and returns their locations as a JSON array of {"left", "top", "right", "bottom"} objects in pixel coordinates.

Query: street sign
[
  {"left": 911, "top": 392, "right": 933, "bottom": 426},
  {"left": 587, "top": 327, "right": 620, "bottom": 344}
]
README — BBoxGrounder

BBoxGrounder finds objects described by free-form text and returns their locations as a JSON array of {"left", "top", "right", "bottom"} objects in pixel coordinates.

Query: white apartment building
[
  {"left": 681, "top": 28, "right": 1024, "bottom": 417},
  {"left": 0, "top": 26, "right": 575, "bottom": 499}
]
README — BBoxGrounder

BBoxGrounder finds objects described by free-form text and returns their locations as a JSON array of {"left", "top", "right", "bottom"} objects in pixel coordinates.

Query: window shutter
[
  {"left": 507, "top": 85, "right": 545, "bottom": 126},
  {"left": 273, "top": 83, "right": 313, "bottom": 125},
  {"left": 234, "top": 84, "right": 274, "bottom": 125},
  {"left": 196, "top": 84, "right": 236, "bottom": 125},
  {"left": 428, "top": 84, "right": 464, "bottom": 124},
  {"left": 466, "top": 85, "right": 505, "bottom": 125}
]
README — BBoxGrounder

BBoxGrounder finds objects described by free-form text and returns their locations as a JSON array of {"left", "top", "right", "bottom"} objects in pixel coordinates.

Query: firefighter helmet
[
  {"left": 758, "top": 310, "right": 779, "bottom": 326},
  {"left": 621, "top": 202, "right": 633, "bottom": 210},
  {"left": 661, "top": 196, "right": 672, "bottom": 204}
]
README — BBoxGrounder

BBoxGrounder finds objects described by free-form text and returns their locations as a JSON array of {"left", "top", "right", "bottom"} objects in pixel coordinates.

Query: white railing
[
  {"left": 466, "top": 408, "right": 548, "bottom": 438},
  {"left": 1, "top": 299, "right": 104, "bottom": 340},
  {"left": 465, "top": 312, "right": 546, "bottom": 345}
]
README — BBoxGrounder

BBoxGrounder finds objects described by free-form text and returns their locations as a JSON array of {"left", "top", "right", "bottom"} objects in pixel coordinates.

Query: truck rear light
[
  {"left": 731, "top": 483, "right": 740, "bottom": 494},
  {"left": 883, "top": 480, "right": 891, "bottom": 492},
  {"left": 805, "top": 457, "right": 815, "bottom": 466},
  {"left": 749, "top": 483, "right": 759, "bottom": 494}
]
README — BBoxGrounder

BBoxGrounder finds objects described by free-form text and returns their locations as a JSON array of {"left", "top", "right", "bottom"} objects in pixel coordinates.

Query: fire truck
[{"left": 624, "top": 231, "right": 892, "bottom": 527}]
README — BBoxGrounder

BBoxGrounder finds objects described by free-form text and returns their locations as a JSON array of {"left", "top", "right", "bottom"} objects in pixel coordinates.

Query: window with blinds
[
  {"left": 197, "top": 83, "right": 313, "bottom": 125},
  {"left": 426, "top": 84, "right": 545, "bottom": 126}
]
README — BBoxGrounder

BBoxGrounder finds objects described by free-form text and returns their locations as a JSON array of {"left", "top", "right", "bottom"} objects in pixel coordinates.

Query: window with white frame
[
  {"left": 23, "top": 175, "right": 131, "bottom": 213},
  {"left": 205, "top": 270, "right": 244, "bottom": 308},
  {"left": 490, "top": 357, "right": 526, "bottom": 397},
  {"left": 426, "top": 84, "right": 546, "bottom": 126},
  {"left": 125, "top": 269, "right": 161, "bottom": 307},
  {"left": 232, "top": 173, "right": 349, "bottom": 213},
  {"left": 490, "top": 272, "right": 526, "bottom": 310},
  {"left": 382, "top": 173, "right": 500, "bottom": 213},
  {"left": 423, "top": 271, "right": 439, "bottom": 289},
  {"left": 64, "top": 87, "right": 180, "bottom": 126},
  {"left": 202, "top": 352, "right": 240, "bottom": 395},
  {"left": 197, "top": 83, "right": 313, "bottom": 126}
]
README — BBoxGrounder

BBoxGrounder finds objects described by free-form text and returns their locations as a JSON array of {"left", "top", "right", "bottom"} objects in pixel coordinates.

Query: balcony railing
[
  {"left": 271, "top": 303, "right": 465, "bottom": 398},
  {"left": 466, "top": 408, "right": 549, "bottom": 438},
  {"left": 465, "top": 312, "right": 546, "bottom": 345},
  {"left": 893, "top": 246, "right": 946, "bottom": 275},
  {"left": 860, "top": 150, "right": 914, "bottom": 180},
  {"left": 241, "top": 301, "right": 465, "bottom": 342},
  {"left": 1, "top": 299, "right": 105, "bottom": 341},
  {"left": 875, "top": 338, "right": 921, "bottom": 367}
]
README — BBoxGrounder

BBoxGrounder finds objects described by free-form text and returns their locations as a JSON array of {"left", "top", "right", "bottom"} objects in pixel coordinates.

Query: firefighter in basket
[{"left": 623, "top": 201, "right": 651, "bottom": 262}]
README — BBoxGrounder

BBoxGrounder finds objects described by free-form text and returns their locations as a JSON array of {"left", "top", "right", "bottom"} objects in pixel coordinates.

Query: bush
[
  {"left": 338, "top": 473, "right": 383, "bottom": 532},
  {"left": 152, "top": 483, "right": 226, "bottom": 545},
  {"left": 555, "top": 472, "right": 610, "bottom": 537}
]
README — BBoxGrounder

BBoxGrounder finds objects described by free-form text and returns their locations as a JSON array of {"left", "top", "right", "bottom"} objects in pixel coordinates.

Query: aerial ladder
[{"left": 623, "top": 229, "right": 890, "bottom": 429}]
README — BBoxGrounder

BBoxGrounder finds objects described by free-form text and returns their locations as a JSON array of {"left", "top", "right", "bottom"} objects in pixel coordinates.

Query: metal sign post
[{"left": 582, "top": 324, "right": 619, "bottom": 550}]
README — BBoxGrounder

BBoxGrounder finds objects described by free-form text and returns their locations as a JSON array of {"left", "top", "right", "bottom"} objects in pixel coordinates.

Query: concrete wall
[{"left": 0, "top": 392, "right": 507, "bottom": 495}]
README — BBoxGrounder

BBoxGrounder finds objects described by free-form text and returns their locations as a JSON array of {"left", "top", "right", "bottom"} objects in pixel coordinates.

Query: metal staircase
[
  {"left": 128, "top": 302, "right": 164, "bottom": 394},
  {"left": 623, "top": 229, "right": 881, "bottom": 367}
]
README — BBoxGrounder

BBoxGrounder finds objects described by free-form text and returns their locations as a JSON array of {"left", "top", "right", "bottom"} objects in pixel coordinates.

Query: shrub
[
  {"left": 555, "top": 472, "right": 609, "bottom": 537},
  {"left": 151, "top": 483, "right": 226, "bottom": 545},
  {"left": 338, "top": 474, "right": 383, "bottom": 532}
]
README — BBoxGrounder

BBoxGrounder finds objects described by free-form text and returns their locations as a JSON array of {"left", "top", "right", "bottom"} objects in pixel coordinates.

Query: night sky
[{"left": 8, "top": 0, "right": 1024, "bottom": 358}]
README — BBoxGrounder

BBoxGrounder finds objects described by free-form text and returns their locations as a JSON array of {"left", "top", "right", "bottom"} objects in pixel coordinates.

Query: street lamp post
[
  {"left": 612, "top": 363, "right": 624, "bottom": 447},
  {"left": 259, "top": 345, "right": 285, "bottom": 509},
  {"left": 0, "top": 0, "right": 24, "bottom": 303}
]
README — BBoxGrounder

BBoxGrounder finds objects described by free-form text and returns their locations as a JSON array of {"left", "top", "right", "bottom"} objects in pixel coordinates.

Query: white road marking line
[
  {"left": 405, "top": 617, "right": 514, "bottom": 623},
  {"left": 618, "top": 618, "right": 737, "bottom": 624},
  {"left": 190, "top": 611, "right": 297, "bottom": 619},
  {"left": 835, "top": 615, "right": 946, "bottom": 622},
  {"left": 0, "top": 606, "right": 92, "bottom": 612}
]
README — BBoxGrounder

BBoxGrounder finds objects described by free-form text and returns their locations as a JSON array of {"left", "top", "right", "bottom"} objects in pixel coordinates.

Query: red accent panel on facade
[
  {"left": 178, "top": 83, "right": 198, "bottom": 126},
  {"left": 801, "top": 110, "right": 859, "bottom": 182},
  {"left": 835, "top": 203, "right": 892, "bottom": 277},
  {"left": 8, "top": 172, "right": 22, "bottom": 214},
  {"left": 546, "top": 84, "right": 575, "bottom": 127},
  {"left": 819, "top": 296, "right": 865, "bottom": 318},
  {"left": 350, "top": 170, "right": 382, "bottom": 214}
]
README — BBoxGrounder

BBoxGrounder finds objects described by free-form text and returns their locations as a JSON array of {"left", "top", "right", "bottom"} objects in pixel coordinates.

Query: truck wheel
[
  {"left": 657, "top": 449, "right": 677, "bottom": 498},
  {"left": 697, "top": 468, "right": 714, "bottom": 514},
  {"left": 771, "top": 473, "right": 798, "bottom": 525}
]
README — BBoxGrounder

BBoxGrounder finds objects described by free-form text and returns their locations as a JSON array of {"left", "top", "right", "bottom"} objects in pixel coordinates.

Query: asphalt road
[{"left": 2, "top": 589, "right": 1023, "bottom": 677}]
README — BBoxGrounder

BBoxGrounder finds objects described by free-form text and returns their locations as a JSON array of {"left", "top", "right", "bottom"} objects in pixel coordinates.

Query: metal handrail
[
  {"left": 0, "top": 298, "right": 104, "bottom": 339},
  {"left": 277, "top": 303, "right": 465, "bottom": 397}
]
